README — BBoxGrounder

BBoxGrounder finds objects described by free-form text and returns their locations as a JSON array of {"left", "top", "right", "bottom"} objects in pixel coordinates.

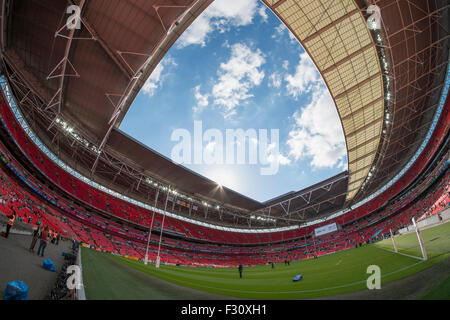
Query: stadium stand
[{"left": 1, "top": 85, "right": 449, "bottom": 266}]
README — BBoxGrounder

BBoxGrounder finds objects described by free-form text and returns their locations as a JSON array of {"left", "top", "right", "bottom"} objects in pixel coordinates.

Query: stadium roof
[{"left": 0, "top": 0, "right": 448, "bottom": 228}]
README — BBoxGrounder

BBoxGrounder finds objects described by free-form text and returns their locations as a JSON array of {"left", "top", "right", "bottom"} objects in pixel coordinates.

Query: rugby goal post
[
  {"left": 389, "top": 229, "right": 398, "bottom": 253},
  {"left": 412, "top": 217, "right": 428, "bottom": 261},
  {"left": 386, "top": 220, "right": 427, "bottom": 261}
]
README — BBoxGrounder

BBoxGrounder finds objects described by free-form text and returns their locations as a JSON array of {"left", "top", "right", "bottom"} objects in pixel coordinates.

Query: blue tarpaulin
[
  {"left": 4, "top": 281, "right": 28, "bottom": 300},
  {"left": 293, "top": 274, "right": 303, "bottom": 282},
  {"left": 43, "top": 258, "right": 56, "bottom": 271}
]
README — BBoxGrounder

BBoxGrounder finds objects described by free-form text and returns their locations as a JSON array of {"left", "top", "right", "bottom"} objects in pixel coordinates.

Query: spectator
[
  {"left": 51, "top": 231, "right": 57, "bottom": 244},
  {"left": 29, "top": 225, "right": 42, "bottom": 252},
  {"left": 37, "top": 225, "right": 49, "bottom": 257},
  {"left": 72, "top": 239, "right": 80, "bottom": 251},
  {"left": 4, "top": 211, "right": 16, "bottom": 238}
]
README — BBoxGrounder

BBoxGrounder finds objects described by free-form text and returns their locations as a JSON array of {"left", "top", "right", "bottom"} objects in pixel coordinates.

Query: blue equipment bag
[
  {"left": 43, "top": 258, "right": 56, "bottom": 271},
  {"left": 293, "top": 274, "right": 303, "bottom": 282},
  {"left": 4, "top": 281, "right": 28, "bottom": 300}
]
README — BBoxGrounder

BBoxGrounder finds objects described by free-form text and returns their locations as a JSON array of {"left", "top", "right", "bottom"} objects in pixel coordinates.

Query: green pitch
[
  {"left": 82, "top": 221, "right": 450, "bottom": 299},
  {"left": 376, "top": 220, "right": 450, "bottom": 259}
]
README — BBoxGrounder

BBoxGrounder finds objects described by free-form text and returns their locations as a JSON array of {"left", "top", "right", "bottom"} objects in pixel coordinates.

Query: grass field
[
  {"left": 82, "top": 221, "right": 450, "bottom": 299},
  {"left": 376, "top": 221, "right": 450, "bottom": 259},
  {"left": 422, "top": 275, "right": 450, "bottom": 300}
]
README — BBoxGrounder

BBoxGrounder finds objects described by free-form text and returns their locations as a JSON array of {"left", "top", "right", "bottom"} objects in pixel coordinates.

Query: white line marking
[
  {"left": 145, "top": 259, "right": 426, "bottom": 295},
  {"left": 376, "top": 246, "right": 424, "bottom": 261}
]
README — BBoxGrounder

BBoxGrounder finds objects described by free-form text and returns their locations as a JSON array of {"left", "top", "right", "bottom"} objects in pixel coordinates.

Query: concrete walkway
[{"left": 0, "top": 232, "right": 72, "bottom": 300}]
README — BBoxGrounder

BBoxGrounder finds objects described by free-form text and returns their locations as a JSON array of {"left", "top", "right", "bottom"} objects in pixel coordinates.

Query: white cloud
[
  {"left": 142, "top": 57, "right": 177, "bottom": 97},
  {"left": 265, "top": 143, "right": 291, "bottom": 167},
  {"left": 177, "top": 0, "right": 261, "bottom": 48},
  {"left": 211, "top": 43, "right": 266, "bottom": 118},
  {"left": 282, "top": 60, "right": 289, "bottom": 70},
  {"left": 204, "top": 140, "right": 216, "bottom": 158},
  {"left": 193, "top": 85, "right": 209, "bottom": 114},
  {"left": 337, "top": 158, "right": 348, "bottom": 171},
  {"left": 269, "top": 73, "right": 282, "bottom": 88},
  {"left": 281, "top": 51, "right": 346, "bottom": 170},
  {"left": 272, "top": 24, "right": 283, "bottom": 39},
  {"left": 278, "top": 154, "right": 291, "bottom": 165},
  {"left": 258, "top": 5, "right": 268, "bottom": 22},
  {"left": 176, "top": 14, "right": 213, "bottom": 48},
  {"left": 272, "top": 23, "right": 297, "bottom": 44},
  {"left": 285, "top": 52, "right": 320, "bottom": 98},
  {"left": 267, "top": 153, "right": 291, "bottom": 166},
  {"left": 142, "top": 64, "right": 163, "bottom": 97},
  {"left": 286, "top": 86, "right": 347, "bottom": 169}
]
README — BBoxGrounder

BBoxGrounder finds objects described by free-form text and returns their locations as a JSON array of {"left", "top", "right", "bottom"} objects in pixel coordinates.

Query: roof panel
[{"left": 274, "top": 0, "right": 384, "bottom": 202}]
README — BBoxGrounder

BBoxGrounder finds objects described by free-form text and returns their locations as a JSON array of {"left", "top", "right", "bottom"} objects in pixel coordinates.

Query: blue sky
[{"left": 120, "top": 0, "right": 347, "bottom": 203}]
